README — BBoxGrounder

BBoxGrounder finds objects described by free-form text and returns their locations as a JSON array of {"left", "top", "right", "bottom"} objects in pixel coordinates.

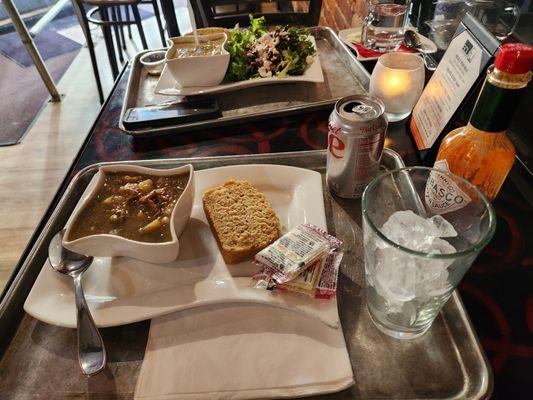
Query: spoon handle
[
  {"left": 74, "top": 273, "right": 107, "bottom": 377},
  {"left": 422, "top": 52, "right": 438, "bottom": 71}
]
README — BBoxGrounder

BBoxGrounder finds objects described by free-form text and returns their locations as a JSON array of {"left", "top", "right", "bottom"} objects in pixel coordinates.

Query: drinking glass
[
  {"left": 433, "top": 0, "right": 467, "bottom": 21},
  {"left": 362, "top": 167, "right": 496, "bottom": 339},
  {"left": 424, "top": 19, "right": 461, "bottom": 50},
  {"left": 466, "top": 0, "right": 521, "bottom": 40},
  {"left": 361, "top": 0, "right": 412, "bottom": 52},
  {"left": 369, "top": 53, "right": 424, "bottom": 122}
]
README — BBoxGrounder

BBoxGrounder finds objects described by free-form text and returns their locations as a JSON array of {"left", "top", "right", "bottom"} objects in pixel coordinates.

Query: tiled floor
[{"left": 0, "top": 9, "right": 182, "bottom": 290}]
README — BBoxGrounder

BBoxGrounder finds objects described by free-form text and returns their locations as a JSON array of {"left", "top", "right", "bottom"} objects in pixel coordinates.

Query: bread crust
[{"left": 202, "top": 180, "right": 280, "bottom": 264}]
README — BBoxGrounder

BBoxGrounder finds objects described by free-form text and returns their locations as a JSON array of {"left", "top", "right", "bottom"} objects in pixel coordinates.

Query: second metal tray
[
  {"left": 119, "top": 26, "right": 370, "bottom": 137},
  {"left": 0, "top": 149, "right": 492, "bottom": 399}
]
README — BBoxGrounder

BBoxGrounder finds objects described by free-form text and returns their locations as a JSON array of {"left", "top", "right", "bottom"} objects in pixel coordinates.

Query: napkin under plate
[{"left": 135, "top": 303, "right": 354, "bottom": 400}]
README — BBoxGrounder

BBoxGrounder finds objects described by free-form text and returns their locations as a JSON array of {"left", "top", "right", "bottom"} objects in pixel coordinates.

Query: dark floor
[{"left": 0, "top": 12, "right": 81, "bottom": 145}]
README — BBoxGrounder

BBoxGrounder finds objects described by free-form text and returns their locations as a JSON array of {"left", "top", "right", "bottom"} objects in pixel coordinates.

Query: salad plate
[
  {"left": 155, "top": 37, "right": 324, "bottom": 97},
  {"left": 24, "top": 164, "right": 339, "bottom": 329}
]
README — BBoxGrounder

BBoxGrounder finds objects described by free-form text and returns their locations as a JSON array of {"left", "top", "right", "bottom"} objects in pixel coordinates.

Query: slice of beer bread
[{"left": 202, "top": 180, "right": 281, "bottom": 264}]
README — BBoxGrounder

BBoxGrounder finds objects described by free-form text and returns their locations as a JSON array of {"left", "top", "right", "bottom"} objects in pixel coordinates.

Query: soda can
[{"left": 327, "top": 94, "right": 388, "bottom": 199}]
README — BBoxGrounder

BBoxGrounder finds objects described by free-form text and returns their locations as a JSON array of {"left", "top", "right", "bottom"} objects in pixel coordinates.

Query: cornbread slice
[{"left": 203, "top": 180, "right": 281, "bottom": 264}]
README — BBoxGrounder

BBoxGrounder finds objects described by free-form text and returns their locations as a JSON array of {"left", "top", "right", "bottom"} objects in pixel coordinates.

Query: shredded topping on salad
[{"left": 226, "top": 16, "right": 316, "bottom": 80}]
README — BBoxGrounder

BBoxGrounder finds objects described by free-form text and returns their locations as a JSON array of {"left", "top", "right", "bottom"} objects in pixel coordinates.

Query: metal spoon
[
  {"left": 404, "top": 30, "right": 438, "bottom": 71},
  {"left": 49, "top": 230, "right": 106, "bottom": 377}
]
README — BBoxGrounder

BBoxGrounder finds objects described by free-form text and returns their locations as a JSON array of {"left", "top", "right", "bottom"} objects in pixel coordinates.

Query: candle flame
[{"left": 388, "top": 75, "right": 401, "bottom": 88}]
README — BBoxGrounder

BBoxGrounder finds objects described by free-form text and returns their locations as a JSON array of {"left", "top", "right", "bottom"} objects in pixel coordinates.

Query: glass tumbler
[
  {"left": 362, "top": 167, "right": 496, "bottom": 339},
  {"left": 369, "top": 52, "right": 424, "bottom": 122},
  {"left": 362, "top": 0, "right": 412, "bottom": 52},
  {"left": 466, "top": 0, "right": 520, "bottom": 40}
]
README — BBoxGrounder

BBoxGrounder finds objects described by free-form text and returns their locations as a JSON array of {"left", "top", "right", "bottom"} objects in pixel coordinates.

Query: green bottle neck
[{"left": 469, "top": 76, "right": 525, "bottom": 133}]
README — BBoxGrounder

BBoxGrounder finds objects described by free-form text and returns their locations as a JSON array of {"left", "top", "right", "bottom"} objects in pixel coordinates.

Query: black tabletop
[{"left": 9, "top": 62, "right": 533, "bottom": 398}]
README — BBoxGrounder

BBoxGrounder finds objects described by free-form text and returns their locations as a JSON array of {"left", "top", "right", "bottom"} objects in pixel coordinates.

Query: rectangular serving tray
[
  {"left": 119, "top": 26, "right": 370, "bottom": 137},
  {"left": 0, "top": 149, "right": 492, "bottom": 399}
]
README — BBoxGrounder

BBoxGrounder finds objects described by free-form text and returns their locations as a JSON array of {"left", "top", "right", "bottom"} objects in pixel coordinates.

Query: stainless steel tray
[
  {"left": 119, "top": 26, "right": 370, "bottom": 137},
  {"left": 0, "top": 149, "right": 492, "bottom": 399}
]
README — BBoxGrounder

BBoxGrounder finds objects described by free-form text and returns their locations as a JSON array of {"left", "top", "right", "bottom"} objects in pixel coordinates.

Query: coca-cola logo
[
  {"left": 328, "top": 134, "right": 344, "bottom": 159},
  {"left": 328, "top": 119, "right": 344, "bottom": 159}
]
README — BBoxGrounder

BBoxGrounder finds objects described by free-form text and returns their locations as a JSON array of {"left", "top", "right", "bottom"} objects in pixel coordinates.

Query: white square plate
[
  {"left": 24, "top": 164, "right": 340, "bottom": 328},
  {"left": 154, "top": 37, "right": 324, "bottom": 97}
]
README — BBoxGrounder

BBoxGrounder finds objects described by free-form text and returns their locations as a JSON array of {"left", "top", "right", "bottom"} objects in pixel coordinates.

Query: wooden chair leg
[
  {"left": 151, "top": 0, "right": 166, "bottom": 47},
  {"left": 99, "top": 7, "right": 119, "bottom": 78},
  {"left": 131, "top": 5, "right": 148, "bottom": 50},
  {"left": 110, "top": 7, "right": 124, "bottom": 63}
]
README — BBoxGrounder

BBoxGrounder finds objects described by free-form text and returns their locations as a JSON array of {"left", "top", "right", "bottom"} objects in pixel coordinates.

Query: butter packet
[
  {"left": 254, "top": 224, "right": 342, "bottom": 284},
  {"left": 252, "top": 251, "right": 343, "bottom": 299}
]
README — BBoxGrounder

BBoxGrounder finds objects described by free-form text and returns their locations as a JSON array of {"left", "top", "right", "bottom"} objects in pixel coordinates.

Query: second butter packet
[{"left": 254, "top": 224, "right": 342, "bottom": 284}]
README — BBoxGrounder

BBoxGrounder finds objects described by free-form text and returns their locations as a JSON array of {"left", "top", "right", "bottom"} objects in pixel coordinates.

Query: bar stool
[{"left": 72, "top": 0, "right": 166, "bottom": 103}]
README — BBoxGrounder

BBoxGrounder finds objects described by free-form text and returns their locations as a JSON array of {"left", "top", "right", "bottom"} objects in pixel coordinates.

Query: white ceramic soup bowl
[
  {"left": 165, "top": 33, "right": 230, "bottom": 87},
  {"left": 63, "top": 164, "right": 195, "bottom": 264}
]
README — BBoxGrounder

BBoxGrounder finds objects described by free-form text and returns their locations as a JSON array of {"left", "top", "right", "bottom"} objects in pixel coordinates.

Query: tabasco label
[{"left": 425, "top": 160, "right": 471, "bottom": 214}]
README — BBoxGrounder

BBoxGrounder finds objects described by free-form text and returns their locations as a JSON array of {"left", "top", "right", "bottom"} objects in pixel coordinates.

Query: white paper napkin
[{"left": 135, "top": 303, "right": 354, "bottom": 400}]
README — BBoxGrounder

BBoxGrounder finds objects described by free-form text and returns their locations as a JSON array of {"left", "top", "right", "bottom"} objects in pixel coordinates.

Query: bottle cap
[{"left": 494, "top": 43, "right": 533, "bottom": 74}]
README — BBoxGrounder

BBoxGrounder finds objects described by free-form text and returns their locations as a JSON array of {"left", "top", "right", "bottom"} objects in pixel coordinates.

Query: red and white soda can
[{"left": 327, "top": 94, "right": 388, "bottom": 198}]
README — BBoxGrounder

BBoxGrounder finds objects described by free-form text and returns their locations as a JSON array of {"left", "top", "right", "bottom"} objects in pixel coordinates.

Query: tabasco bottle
[{"left": 434, "top": 43, "right": 533, "bottom": 201}]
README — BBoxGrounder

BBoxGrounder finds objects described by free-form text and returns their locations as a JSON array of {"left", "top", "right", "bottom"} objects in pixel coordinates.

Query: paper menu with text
[{"left": 410, "top": 30, "right": 492, "bottom": 150}]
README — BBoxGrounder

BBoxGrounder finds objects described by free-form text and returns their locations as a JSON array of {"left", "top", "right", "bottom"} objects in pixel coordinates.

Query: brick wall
[{"left": 319, "top": 0, "right": 367, "bottom": 32}]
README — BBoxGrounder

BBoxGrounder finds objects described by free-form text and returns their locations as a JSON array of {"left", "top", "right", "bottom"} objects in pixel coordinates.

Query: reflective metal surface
[
  {"left": 0, "top": 149, "right": 492, "bottom": 399},
  {"left": 404, "top": 30, "right": 438, "bottom": 71},
  {"left": 48, "top": 230, "right": 106, "bottom": 377},
  {"left": 119, "top": 27, "right": 371, "bottom": 137}
]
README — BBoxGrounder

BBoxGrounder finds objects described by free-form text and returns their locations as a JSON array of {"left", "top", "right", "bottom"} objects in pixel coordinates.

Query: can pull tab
[
  {"left": 352, "top": 104, "right": 374, "bottom": 115},
  {"left": 342, "top": 101, "right": 377, "bottom": 120}
]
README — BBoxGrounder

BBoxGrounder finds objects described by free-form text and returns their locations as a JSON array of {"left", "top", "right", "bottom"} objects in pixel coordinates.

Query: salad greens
[{"left": 226, "top": 16, "right": 316, "bottom": 81}]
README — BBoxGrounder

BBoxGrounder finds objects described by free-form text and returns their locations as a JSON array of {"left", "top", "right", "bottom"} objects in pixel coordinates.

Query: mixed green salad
[{"left": 226, "top": 16, "right": 316, "bottom": 81}]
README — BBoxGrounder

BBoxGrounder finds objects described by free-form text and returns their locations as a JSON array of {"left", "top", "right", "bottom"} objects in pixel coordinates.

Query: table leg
[
  {"left": 125, "top": 6, "right": 132, "bottom": 39},
  {"left": 111, "top": 7, "right": 124, "bottom": 63},
  {"left": 159, "top": 0, "right": 180, "bottom": 38},
  {"left": 72, "top": 0, "right": 104, "bottom": 103},
  {"left": 132, "top": 5, "right": 149, "bottom": 49},
  {"left": 99, "top": 7, "right": 119, "bottom": 78}
]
